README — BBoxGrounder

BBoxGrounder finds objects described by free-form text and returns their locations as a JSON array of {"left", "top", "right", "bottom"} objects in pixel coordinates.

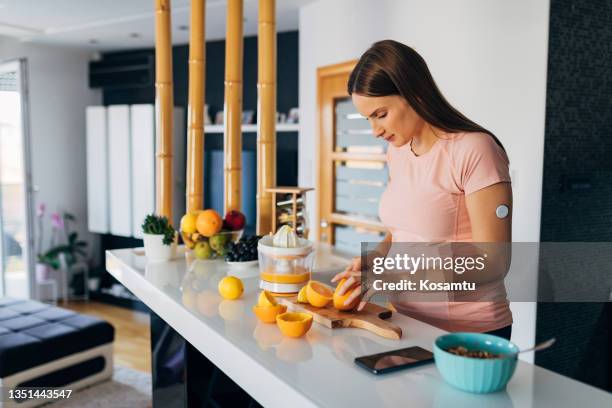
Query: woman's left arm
[
  {"left": 465, "top": 182, "right": 512, "bottom": 242},
  {"left": 460, "top": 182, "right": 513, "bottom": 284}
]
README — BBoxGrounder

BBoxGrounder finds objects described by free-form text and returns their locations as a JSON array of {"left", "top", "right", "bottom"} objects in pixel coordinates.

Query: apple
[
  {"left": 209, "top": 233, "right": 229, "bottom": 253},
  {"left": 224, "top": 210, "right": 246, "bottom": 231},
  {"left": 194, "top": 241, "right": 213, "bottom": 260}
]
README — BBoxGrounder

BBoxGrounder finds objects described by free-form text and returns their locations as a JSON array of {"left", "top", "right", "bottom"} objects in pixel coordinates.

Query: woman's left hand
[{"left": 331, "top": 263, "right": 373, "bottom": 311}]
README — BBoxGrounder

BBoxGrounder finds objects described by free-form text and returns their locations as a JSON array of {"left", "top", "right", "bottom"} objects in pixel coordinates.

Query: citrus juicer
[{"left": 257, "top": 226, "right": 314, "bottom": 295}]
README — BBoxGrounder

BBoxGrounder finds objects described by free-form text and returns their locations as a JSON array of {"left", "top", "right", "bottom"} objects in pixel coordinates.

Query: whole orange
[
  {"left": 333, "top": 278, "right": 360, "bottom": 311},
  {"left": 196, "top": 209, "right": 223, "bottom": 237}
]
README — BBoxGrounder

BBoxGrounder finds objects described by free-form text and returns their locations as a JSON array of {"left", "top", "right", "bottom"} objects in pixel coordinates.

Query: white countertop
[{"left": 106, "top": 246, "right": 611, "bottom": 408}]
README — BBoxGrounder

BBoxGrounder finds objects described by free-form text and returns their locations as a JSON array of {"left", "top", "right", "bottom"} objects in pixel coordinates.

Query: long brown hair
[{"left": 348, "top": 40, "right": 505, "bottom": 150}]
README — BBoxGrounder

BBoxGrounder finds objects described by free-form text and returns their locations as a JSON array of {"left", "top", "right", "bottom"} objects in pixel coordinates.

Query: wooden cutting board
[{"left": 277, "top": 297, "right": 402, "bottom": 340}]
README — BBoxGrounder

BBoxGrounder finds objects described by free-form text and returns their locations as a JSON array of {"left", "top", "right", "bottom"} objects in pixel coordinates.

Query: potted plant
[
  {"left": 34, "top": 204, "right": 89, "bottom": 299},
  {"left": 142, "top": 214, "right": 177, "bottom": 262}
]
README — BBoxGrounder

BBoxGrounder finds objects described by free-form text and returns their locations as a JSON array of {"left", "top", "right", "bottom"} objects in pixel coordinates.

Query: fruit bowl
[
  {"left": 183, "top": 229, "right": 244, "bottom": 260},
  {"left": 181, "top": 209, "right": 248, "bottom": 260}
]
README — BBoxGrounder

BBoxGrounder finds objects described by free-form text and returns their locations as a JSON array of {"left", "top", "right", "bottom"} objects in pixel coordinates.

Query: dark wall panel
[
  {"left": 102, "top": 31, "right": 299, "bottom": 126},
  {"left": 538, "top": 0, "right": 611, "bottom": 391}
]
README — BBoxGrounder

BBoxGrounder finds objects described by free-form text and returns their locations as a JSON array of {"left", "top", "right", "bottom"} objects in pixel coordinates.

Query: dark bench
[{"left": 0, "top": 298, "right": 114, "bottom": 407}]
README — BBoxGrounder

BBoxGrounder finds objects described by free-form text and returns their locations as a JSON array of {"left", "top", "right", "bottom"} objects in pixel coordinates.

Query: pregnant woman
[{"left": 332, "top": 40, "right": 513, "bottom": 340}]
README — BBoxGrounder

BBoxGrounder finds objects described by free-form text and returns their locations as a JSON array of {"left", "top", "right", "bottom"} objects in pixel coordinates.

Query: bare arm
[
  {"left": 449, "top": 181, "right": 513, "bottom": 283},
  {"left": 465, "top": 182, "right": 512, "bottom": 242}
]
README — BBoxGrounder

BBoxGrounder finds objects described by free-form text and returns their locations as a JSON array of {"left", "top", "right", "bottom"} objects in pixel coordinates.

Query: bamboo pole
[
  {"left": 154, "top": 0, "right": 174, "bottom": 220},
  {"left": 256, "top": 0, "right": 276, "bottom": 235},
  {"left": 223, "top": 0, "right": 244, "bottom": 214},
  {"left": 186, "top": 0, "right": 206, "bottom": 213}
]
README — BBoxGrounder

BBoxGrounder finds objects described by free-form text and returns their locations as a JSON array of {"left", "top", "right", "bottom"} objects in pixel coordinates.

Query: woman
[{"left": 332, "top": 40, "right": 513, "bottom": 340}]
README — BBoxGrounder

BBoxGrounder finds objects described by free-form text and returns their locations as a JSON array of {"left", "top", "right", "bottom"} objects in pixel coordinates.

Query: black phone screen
[{"left": 355, "top": 346, "right": 434, "bottom": 374}]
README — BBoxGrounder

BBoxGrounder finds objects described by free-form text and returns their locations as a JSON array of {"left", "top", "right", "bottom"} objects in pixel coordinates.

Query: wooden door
[{"left": 316, "top": 61, "right": 387, "bottom": 254}]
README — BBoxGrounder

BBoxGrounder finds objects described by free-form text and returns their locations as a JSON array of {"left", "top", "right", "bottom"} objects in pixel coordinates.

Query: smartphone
[{"left": 355, "top": 346, "right": 434, "bottom": 375}]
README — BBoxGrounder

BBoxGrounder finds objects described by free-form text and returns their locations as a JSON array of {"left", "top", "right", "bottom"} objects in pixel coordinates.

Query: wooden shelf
[
  {"left": 329, "top": 212, "right": 387, "bottom": 232},
  {"left": 204, "top": 123, "right": 299, "bottom": 133}
]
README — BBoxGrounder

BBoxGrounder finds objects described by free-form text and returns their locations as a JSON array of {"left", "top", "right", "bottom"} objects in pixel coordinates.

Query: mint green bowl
[{"left": 433, "top": 332, "right": 518, "bottom": 393}]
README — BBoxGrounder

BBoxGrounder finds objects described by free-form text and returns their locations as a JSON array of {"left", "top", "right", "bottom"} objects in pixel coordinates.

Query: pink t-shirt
[{"left": 379, "top": 132, "right": 513, "bottom": 332}]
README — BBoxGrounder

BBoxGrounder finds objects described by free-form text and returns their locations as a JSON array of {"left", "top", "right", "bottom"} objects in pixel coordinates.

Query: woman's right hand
[{"left": 331, "top": 256, "right": 362, "bottom": 296}]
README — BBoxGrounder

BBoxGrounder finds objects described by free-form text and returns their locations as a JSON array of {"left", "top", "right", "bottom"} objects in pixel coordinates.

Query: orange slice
[
  {"left": 333, "top": 278, "right": 360, "bottom": 311},
  {"left": 306, "top": 280, "right": 333, "bottom": 308},
  {"left": 276, "top": 312, "right": 313, "bottom": 338},
  {"left": 258, "top": 290, "right": 278, "bottom": 307},
  {"left": 296, "top": 285, "right": 308, "bottom": 303},
  {"left": 252, "top": 304, "right": 287, "bottom": 324}
]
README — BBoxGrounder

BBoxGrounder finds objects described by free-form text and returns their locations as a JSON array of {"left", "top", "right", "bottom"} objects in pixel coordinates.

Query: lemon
[
  {"left": 258, "top": 290, "right": 277, "bottom": 307},
  {"left": 180, "top": 212, "right": 199, "bottom": 235},
  {"left": 297, "top": 285, "right": 308, "bottom": 303},
  {"left": 218, "top": 276, "right": 244, "bottom": 300}
]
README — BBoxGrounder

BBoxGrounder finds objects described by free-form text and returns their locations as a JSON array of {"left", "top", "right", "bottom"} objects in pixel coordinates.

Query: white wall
[
  {"left": 299, "top": 0, "right": 550, "bottom": 359},
  {"left": 0, "top": 36, "right": 102, "bottom": 290}
]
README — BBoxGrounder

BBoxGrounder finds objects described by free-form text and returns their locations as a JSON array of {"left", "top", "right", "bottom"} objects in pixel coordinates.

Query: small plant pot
[
  {"left": 35, "top": 263, "right": 50, "bottom": 282},
  {"left": 143, "top": 233, "right": 177, "bottom": 262}
]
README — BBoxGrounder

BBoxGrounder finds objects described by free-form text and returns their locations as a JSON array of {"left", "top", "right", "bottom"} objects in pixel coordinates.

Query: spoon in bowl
[{"left": 501, "top": 337, "right": 556, "bottom": 358}]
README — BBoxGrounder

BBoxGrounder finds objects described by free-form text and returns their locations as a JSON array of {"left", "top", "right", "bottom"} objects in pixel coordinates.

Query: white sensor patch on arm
[{"left": 496, "top": 204, "right": 509, "bottom": 219}]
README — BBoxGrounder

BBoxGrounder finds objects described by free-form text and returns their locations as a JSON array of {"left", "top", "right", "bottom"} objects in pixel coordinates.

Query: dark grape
[{"left": 225, "top": 234, "right": 259, "bottom": 263}]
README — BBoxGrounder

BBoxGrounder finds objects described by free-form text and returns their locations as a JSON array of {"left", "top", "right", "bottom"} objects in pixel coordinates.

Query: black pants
[{"left": 485, "top": 325, "right": 512, "bottom": 340}]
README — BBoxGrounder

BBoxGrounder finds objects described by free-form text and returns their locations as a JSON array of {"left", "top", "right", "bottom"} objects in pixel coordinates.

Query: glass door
[{"left": 0, "top": 59, "right": 33, "bottom": 298}]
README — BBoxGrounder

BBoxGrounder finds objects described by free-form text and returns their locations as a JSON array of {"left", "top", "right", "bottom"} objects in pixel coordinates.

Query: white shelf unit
[
  {"left": 107, "top": 105, "right": 132, "bottom": 237},
  {"left": 204, "top": 123, "right": 299, "bottom": 133},
  {"left": 86, "top": 104, "right": 184, "bottom": 239},
  {"left": 85, "top": 107, "right": 109, "bottom": 234},
  {"left": 130, "top": 105, "right": 155, "bottom": 239}
]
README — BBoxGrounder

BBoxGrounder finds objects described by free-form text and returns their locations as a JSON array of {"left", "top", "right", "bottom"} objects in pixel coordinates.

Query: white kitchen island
[{"left": 106, "top": 246, "right": 611, "bottom": 408}]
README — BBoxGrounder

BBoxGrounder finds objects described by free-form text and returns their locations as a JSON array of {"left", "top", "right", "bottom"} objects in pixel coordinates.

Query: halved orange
[
  {"left": 276, "top": 312, "right": 313, "bottom": 338},
  {"left": 257, "top": 290, "right": 278, "bottom": 307},
  {"left": 306, "top": 280, "right": 333, "bottom": 308},
  {"left": 252, "top": 304, "right": 287, "bottom": 324},
  {"left": 296, "top": 285, "right": 308, "bottom": 303},
  {"left": 333, "top": 278, "right": 360, "bottom": 311}
]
